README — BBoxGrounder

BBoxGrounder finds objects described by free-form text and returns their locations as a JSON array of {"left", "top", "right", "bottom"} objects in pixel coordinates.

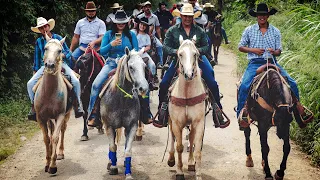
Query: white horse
[{"left": 167, "top": 35, "right": 207, "bottom": 180}]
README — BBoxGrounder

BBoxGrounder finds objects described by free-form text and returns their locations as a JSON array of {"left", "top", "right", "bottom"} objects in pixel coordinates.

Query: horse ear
[
  {"left": 45, "top": 33, "right": 51, "bottom": 42},
  {"left": 125, "top": 47, "right": 130, "bottom": 56},
  {"left": 138, "top": 47, "right": 145, "bottom": 56},
  {"left": 60, "top": 36, "right": 66, "bottom": 45},
  {"left": 179, "top": 35, "right": 183, "bottom": 45},
  {"left": 192, "top": 35, "right": 196, "bottom": 43}
]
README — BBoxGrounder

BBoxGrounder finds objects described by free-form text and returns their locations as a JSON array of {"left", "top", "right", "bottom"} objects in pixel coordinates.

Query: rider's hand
[
  {"left": 252, "top": 48, "right": 265, "bottom": 56},
  {"left": 267, "top": 48, "right": 275, "bottom": 55},
  {"left": 88, "top": 41, "right": 96, "bottom": 49},
  {"left": 111, "top": 38, "right": 122, "bottom": 47}
]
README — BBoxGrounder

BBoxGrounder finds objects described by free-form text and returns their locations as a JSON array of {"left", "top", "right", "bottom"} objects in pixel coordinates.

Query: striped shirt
[
  {"left": 33, "top": 33, "right": 72, "bottom": 71},
  {"left": 238, "top": 23, "right": 282, "bottom": 60}
]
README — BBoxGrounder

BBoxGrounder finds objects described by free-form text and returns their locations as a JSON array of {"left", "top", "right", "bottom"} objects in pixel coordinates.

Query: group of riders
[{"left": 27, "top": 0, "right": 313, "bottom": 132}]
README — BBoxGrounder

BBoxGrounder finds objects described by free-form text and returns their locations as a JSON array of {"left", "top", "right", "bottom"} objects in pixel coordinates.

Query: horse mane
[{"left": 110, "top": 54, "right": 127, "bottom": 91}]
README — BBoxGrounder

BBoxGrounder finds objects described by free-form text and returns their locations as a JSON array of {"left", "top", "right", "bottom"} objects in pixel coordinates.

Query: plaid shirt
[
  {"left": 163, "top": 23, "right": 208, "bottom": 57},
  {"left": 238, "top": 23, "right": 282, "bottom": 60},
  {"left": 33, "top": 33, "right": 72, "bottom": 71}
]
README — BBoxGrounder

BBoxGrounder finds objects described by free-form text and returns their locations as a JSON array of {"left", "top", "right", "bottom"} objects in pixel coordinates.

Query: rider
[
  {"left": 70, "top": 1, "right": 106, "bottom": 61},
  {"left": 237, "top": 3, "right": 313, "bottom": 129},
  {"left": 137, "top": 1, "right": 164, "bottom": 69},
  {"left": 106, "top": 3, "right": 123, "bottom": 29},
  {"left": 153, "top": 3, "right": 230, "bottom": 128},
  {"left": 154, "top": 2, "right": 174, "bottom": 40},
  {"left": 86, "top": 10, "right": 153, "bottom": 126},
  {"left": 27, "top": 17, "right": 84, "bottom": 121}
]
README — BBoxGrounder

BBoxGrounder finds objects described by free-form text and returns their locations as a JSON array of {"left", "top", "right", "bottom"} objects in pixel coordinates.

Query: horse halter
[
  {"left": 177, "top": 42, "right": 200, "bottom": 81},
  {"left": 44, "top": 41, "right": 63, "bottom": 75}
]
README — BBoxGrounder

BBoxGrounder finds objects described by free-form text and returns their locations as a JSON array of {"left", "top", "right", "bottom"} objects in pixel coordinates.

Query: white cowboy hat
[
  {"left": 180, "top": 3, "right": 194, "bottom": 16},
  {"left": 31, "top": 17, "right": 55, "bottom": 33},
  {"left": 143, "top": 1, "right": 152, "bottom": 7},
  {"left": 110, "top": 3, "right": 123, "bottom": 9},
  {"left": 111, "top": 9, "right": 130, "bottom": 24},
  {"left": 203, "top": 3, "right": 214, "bottom": 8}
]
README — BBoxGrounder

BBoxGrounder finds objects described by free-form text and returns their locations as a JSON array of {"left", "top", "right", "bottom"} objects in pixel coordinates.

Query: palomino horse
[
  {"left": 34, "top": 35, "right": 72, "bottom": 174},
  {"left": 243, "top": 67, "right": 293, "bottom": 180},
  {"left": 100, "top": 48, "right": 148, "bottom": 180},
  {"left": 209, "top": 19, "right": 223, "bottom": 65},
  {"left": 167, "top": 35, "right": 207, "bottom": 180},
  {"left": 75, "top": 50, "right": 104, "bottom": 141}
]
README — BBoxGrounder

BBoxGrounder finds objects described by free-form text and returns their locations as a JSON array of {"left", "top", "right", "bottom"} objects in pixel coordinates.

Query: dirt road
[{"left": 1, "top": 48, "right": 319, "bottom": 180}]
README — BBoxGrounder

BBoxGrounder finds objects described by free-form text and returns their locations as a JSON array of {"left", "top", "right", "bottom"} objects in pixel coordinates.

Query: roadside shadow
[
  {"left": 133, "top": 131, "right": 165, "bottom": 147},
  {"left": 170, "top": 171, "right": 217, "bottom": 180},
  {"left": 102, "top": 167, "right": 150, "bottom": 180},
  {"left": 247, "top": 166, "right": 265, "bottom": 180},
  {"left": 31, "top": 159, "right": 86, "bottom": 180}
]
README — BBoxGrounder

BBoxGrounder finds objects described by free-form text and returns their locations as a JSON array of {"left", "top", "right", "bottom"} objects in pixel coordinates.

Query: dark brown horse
[
  {"left": 209, "top": 19, "right": 223, "bottom": 65},
  {"left": 243, "top": 68, "right": 293, "bottom": 180},
  {"left": 75, "top": 50, "right": 104, "bottom": 141}
]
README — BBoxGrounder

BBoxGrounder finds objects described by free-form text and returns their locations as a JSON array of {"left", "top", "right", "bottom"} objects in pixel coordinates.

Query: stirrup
[
  {"left": 238, "top": 109, "right": 250, "bottom": 128},
  {"left": 301, "top": 106, "right": 314, "bottom": 124}
]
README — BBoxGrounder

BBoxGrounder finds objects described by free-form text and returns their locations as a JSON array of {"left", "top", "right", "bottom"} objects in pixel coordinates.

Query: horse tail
[{"left": 115, "top": 128, "right": 122, "bottom": 145}]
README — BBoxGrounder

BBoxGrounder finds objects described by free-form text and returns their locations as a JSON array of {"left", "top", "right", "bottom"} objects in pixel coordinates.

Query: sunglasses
[{"left": 85, "top": 10, "right": 96, "bottom": 13}]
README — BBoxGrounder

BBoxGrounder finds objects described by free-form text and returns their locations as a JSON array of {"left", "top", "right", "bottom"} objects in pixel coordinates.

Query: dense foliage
[{"left": 223, "top": 0, "right": 320, "bottom": 166}]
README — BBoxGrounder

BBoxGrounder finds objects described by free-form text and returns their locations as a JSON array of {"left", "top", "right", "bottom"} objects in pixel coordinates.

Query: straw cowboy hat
[
  {"left": 111, "top": 9, "right": 130, "bottom": 24},
  {"left": 143, "top": 1, "right": 152, "bottom": 7},
  {"left": 31, "top": 17, "right": 55, "bottom": 33},
  {"left": 203, "top": 3, "right": 214, "bottom": 8},
  {"left": 249, "top": 3, "right": 277, "bottom": 17},
  {"left": 180, "top": 3, "right": 194, "bottom": 16},
  {"left": 110, "top": 3, "right": 123, "bottom": 9},
  {"left": 82, "top": 1, "right": 100, "bottom": 11}
]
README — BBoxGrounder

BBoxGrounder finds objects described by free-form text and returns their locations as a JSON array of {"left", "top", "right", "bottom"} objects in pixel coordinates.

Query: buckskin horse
[
  {"left": 209, "top": 18, "right": 223, "bottom": 65},
  {"left": 75, "top": 49, "right": 104, "bottom": 141},
  {"left": 167, "top": 35, "right": 207, "bottom": 180},
  {"left": 242, "top": 65, "right": 294, "bottom": 180},
  {"left": 100, "top": 48, "right": 148, "bottom": 179},
  {"left": 34, "top": 35, "right": 72, "bottom": 174}
]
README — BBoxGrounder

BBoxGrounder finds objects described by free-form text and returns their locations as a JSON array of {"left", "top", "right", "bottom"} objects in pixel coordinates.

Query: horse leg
[
  {"left": 193, "top": 120, "right": 205, "bottom": 180},
  {"left": 135, "top": 120, "right": 143, "bottom": 141},
  {"left": 167, "top": 120, "right": 176, "bottom": 167},
  {"left": 258, "top": 127, "right": 272, "bottom": 179},
  {"left": 244, "top": 127, "right": 254, "bottom": 167},
  {"left": 81, "top": 115, "right": 89, "bottom": 141},
  {"left": 57, "top": 112, "right": 70, "bottom": 160},
  {"left": 213, "top": 46, "right": 218, "bottom": 64},
  {"left": 124, "top": 123, "right": 138, "bottom": 180},
  {"left": 171, "top": 122, "right": 184, "bottom": 180},
  {"left": 275, "top": 125, "right": 290, "bottom": 180},
  {"left": 216, "top": 46, "right": 220, "bottom": 64},
  {"left": 187, "top": 125, "right": 195, "bottom": 172},
  {"left": 48, "top": 115, "right": 65, "bottom": 174},
  {"left": 40, "top": 120, "right": 50, "bottom": 172},
  {"left": 106, "top": 127, "right": 118, "bottom": 175}
]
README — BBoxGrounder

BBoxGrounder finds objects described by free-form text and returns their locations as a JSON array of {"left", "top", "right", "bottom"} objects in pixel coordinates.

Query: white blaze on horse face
[
  {"left": 44, "top": 39, "right": 62, "bottom": 68},
  {"left": 179, "top": 41, "right": 197, "bottom": 80}
]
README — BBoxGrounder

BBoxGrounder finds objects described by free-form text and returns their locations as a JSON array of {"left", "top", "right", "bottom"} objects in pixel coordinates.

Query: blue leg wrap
[
  {"left": 125, "top": 157, "right": 132, "bottom": 175},
  {"left": 109, "top": 151, "right": 117, "bottom": 166}
]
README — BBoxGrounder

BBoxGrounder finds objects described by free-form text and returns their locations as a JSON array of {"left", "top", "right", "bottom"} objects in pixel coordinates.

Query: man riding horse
[
  {"left": 237, "top": 3, "right": 313, "bottom": 129},
  {"left": 27, "top": 17, "right": 84, "bottom": 121},
  {"left": 153, "top": 3, "right": 230, "bottom": 128}
]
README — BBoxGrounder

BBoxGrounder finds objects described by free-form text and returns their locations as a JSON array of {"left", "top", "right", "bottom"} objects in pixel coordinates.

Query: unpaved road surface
[{"left": 1, "top": 48, "right": 319, "bottom": 180}]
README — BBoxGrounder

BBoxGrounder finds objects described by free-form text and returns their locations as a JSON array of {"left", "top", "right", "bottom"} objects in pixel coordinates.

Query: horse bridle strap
[{"left": 170, "top": 93, "right": 207, "bottom": 107}]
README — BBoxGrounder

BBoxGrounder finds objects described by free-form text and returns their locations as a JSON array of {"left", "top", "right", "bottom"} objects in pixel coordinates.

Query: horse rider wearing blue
[
  {"left": 238, "top": 3, "right": 313, "bottom": 129},
  {"left": 70, "top": 1, "right": 106, "bottom": 61},
  {"left": 153, "top": 3, "right": 230, "bottom": 128},
  {"left": 87, "top": 9, "right": 153, "bottom": 126},
  {"left": 27, "top": 17, "right": 84, "bottom": 121}
]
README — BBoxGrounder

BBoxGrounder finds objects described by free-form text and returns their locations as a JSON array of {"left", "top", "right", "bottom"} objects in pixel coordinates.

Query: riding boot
[
  {"left": 153, "top": 94, "right": 169, "bottom": 128},
  {"left": 238, "top": 105, "right": 250, "bottom": 131},
  {"left": 75, "top": 99, "right": 84, "bottom": 118},
  {"left": 87, "top": 99, "right": 102, "bottom": 127},
  {"left": 139, "top": 96, "right": 153, "bottom": 124},
  {"left": 209, "top": 91, "right": 229, "bottom": 128},
  {"left": 27, "top": 104, "right": 37, "bottom": 121},
  {"left": 292, "top": 102, "right": 314, "bottom": 128}
]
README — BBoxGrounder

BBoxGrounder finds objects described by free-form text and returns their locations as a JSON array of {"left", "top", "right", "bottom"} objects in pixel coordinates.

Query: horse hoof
[
  {"left": 107, "top": 162, "right": 111, "bottom": 170},
  {"left": 45, "top": 165, "right": 49, "bottom": 172},
  {"left": 98, "top": 128, "right": 104, "bottom": 134},
  {"left": 109, "top": 167, "right": 118, "bottom": 175},
  {"left": 125, "top": 174, "right": 134, "bottom": 180},
  {"left": 265, "top": 176, "right": 273, "bottom": 180},
  {"left": 274, "top": 170, "right": 284, "bottom": 180},
  {"left": 135, "top": 135, "right": 142, "bottom": 141},
  {"left": 48, "top": 167, "right": 57, "bottom": 174},
  {"left": 167, "top": 159, "right": 175, "bottom": 167},
  {"left": 188, "top": 164, "right": 195, "bottom": 171},
  {"left": 57, "top": 154, "right": 64, "bottom": 160},
  {"left": 176, "top": 174, "right": 185, "bottom": 180},
  {"left": 246, "top": 155, "right": 254, "bottom": 167},
  {"left": 81, "top": 135, "right": 89, "bottom": 141}
]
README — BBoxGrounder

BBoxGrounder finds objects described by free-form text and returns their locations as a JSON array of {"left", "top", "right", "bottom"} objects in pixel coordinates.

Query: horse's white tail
[{"left": 115, "top": 128, "right": 122, "bottom": 145}]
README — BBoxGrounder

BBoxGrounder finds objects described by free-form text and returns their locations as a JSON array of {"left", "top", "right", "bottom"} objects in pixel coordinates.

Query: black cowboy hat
[
  {"left": 249, "top": 3, "right": 277, "bottom": 17},
  {"left": 111, "top": 9, "right": 130, "bottom": 24}
]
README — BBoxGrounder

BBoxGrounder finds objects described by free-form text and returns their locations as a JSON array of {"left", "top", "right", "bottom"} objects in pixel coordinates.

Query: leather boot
[
  {"left": 27, "top": 104, "right": 37, "bottom": 121},
  {"left": 87, "top": 99, "right": 102, "bottom": 127},
  {"left": 153, "top": 101, "right": 169, "bottom": 128},
  {"left": 212, "top": 103, "right": 230, "bottom": 128},
  {"left": 139, "top": 96, "right": 153, "bottom": 124},
  {"left": 293, "top": 102, "right": 314, "bottom": 128}
]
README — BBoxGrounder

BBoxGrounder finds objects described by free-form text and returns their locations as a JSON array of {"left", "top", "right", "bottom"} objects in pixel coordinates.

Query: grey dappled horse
[{"left": 100, "top": 48, "right": 148, "bottom": 180}]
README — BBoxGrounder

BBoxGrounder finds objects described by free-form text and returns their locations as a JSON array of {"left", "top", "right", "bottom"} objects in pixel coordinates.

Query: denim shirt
[
  {"left": 163, "top": 23, "right": 208, "bottom": 56},
  {"left": 100, "top": 30, "right": 139, "bottom": 59},
  {"left": 238, "top": 23, "right": 282, "bottom": 60},
  {"left": 33, "top": 33, "right": 72, "bottom": 71}
]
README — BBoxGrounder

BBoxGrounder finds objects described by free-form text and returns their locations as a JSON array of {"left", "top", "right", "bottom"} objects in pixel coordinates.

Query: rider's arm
[
  {"left": 99, "top": 31, "right": 112, "bottom": 56},
  {"left": 33, "top": 39, "right": 41, "bottom": 73},
  {"left": 70, "top": 34, "right": 80, "bottom": 52},
  {"left": 156, "top": 26, "right": 162, "bottom": 40},
  {"left": 198, "top": 30, "right": 209, "bottom": 55},
  {"left": 163, "top": 28, "right": 178, "bottom": 55}
]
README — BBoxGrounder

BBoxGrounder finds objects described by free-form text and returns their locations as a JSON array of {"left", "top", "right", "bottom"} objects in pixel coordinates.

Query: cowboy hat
[
  {"left": 249, "top": 3, "right": 277, "bottom": 17},
  {"left": 203, "top": 3, "right": 214, "bottom": 8},
  {"left": 143, "top": 1, "right": 152, "bottom": 7},
  {"left": 31, "top": 17, "right": 55, "bottom": 33},
  {"left": 82, "top": 1, "right": 100, "bottom": 11},
  {"left": 111, "top": 9, "right": 130, "bottom": 24},
  {"left": 110, "top": 3, "right": 123, "bottom": 9},
  {"left": 180, "top": 3, "right": 194, "bottom": 16}
]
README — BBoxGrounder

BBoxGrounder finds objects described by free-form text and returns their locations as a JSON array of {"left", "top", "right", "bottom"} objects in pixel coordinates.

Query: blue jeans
[
  {"left": 159, "top": 55, "right": 222, "bottom": 109},
  {"left": 237, "top": 58, "right": 299, "bottom": 117},
  {"left": 27, "top": 63, "right": 81, "bottom": 104},
  {"left": 72, "top": 43, "right": 88, "bottom": 61}
]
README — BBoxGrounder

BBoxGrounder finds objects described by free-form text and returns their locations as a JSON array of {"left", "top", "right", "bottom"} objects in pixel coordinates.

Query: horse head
[
  {"left": 43, "top": 33, "right": 65, "bottom": 74},
  {"left": 177, "top": 35, "right": 200, "bottom": 81},
  {"left": 213, "top": 19, "right": 222, "bottom": 37}
]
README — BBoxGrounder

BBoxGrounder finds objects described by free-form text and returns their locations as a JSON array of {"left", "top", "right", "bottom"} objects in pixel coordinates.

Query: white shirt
[{"left": 74, "top": 17, "right": 106, "bottom": 44}]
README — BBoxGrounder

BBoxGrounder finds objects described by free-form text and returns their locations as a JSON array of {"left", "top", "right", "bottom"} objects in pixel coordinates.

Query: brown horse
[
  {"left": 209, "top": 19, "right": 223, "bottom": 65},
  {"left": 34, "top": 35, "right": 71, "bottom": 174},
  {"left": 167, "top": 35, "right": 207, "bottom": 180},
  {"left": 243, "top": 67, "right": 293, "bottom": 180}
]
